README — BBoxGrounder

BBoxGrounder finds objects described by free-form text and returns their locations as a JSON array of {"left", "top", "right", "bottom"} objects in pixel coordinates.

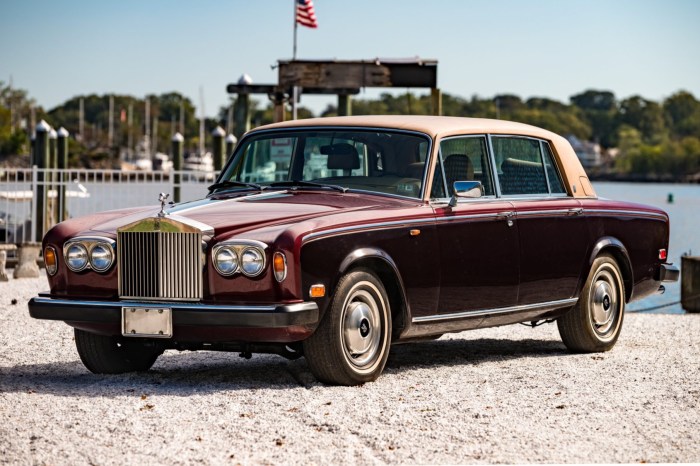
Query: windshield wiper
[
  {"left": 208, "top": 180, "right": 264, "bottom": 193},
  {"left": 268, "top": 180, "right": 348, "bottom": 193}
]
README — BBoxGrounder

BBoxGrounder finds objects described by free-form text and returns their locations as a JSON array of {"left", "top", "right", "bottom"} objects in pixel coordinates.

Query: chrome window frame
[
  {"left": 488, "top": 134, "right": 570, "bottom": 200},
  {"left": 431, "top": 134, "right": 498, "bottom": 202},
  {"left": 540, "top": 140, "right": 568, "bottom": 195},
  {"left": 430, "top": 133, "right": 572, "bottom": 206},
  {"left": 217, "top": 126, "right": 434, "bottom": 202}
]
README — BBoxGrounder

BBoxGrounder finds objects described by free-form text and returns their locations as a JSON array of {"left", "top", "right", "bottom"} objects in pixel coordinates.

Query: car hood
[{"left": 88, "top": 190, "right": 413, "bottom": 237}]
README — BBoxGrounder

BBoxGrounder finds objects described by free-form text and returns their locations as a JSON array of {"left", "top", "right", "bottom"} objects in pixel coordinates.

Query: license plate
[{"left": 122, "top": 307, "right": 172, "bottom": 338}]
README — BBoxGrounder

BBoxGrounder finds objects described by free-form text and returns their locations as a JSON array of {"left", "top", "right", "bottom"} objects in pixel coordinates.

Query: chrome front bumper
[{"left": 28, "top": 295, "right": 319, "bottom": 328}]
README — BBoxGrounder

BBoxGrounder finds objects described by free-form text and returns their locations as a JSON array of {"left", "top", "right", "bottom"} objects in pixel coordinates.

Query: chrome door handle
[
  {"left": 497, "top": 211, "right": 515, "bottom": 227},
  {"left": 567, "top": 208, "right": 583, "bottom": 216}
]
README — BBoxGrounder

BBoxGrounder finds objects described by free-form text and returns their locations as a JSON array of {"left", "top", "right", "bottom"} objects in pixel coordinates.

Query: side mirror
[{"left": 449, "top": 181, "right": 483, "bottom": 207}]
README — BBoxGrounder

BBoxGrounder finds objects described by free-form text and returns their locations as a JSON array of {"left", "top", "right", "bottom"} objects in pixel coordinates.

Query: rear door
[{"left": 491, "top": 136, "right": 590, "bottom": 304}]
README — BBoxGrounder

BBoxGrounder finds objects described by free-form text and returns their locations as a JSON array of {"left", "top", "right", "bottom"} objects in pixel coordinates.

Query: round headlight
[
  {"left": 66, "top": 244, "right": 88, "bottom": 272},
  {"left": 240, "top": 247, "right": 264, "bottom": 277},
  {"left": 90, "top": 243, "right": 113, "bottom": 272},
  {"left": 214, "top": 247, "right": 239, "bottom": 276}
]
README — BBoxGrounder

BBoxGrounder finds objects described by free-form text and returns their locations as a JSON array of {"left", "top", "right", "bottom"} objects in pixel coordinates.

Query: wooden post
[
  {"left": 270, "top": 91, "right": 287, "bottom": 123},
  {"left": 234, "top": 94, "right": 251, "bottom": 139},
  {"left": 171, "top": 133, "right": 184, "bottom": 203},
  {"left": 34, "top": 120, "right": 50, "bottom": 242},
  {"left": 431, "top": 88, "right": 442, "bottom": 116},
  {"left": 211, "top": 126, "right": 225, "bottom": 172},
  {"left": 225, "top": 134, "right": 237, "bottom": 163},
  {"left": 681, "top": 256, "right": 700, "bottom": 313},
  {"left": 338, "top": 93, "right": 352, "bottom": 116},
  {"left": 57, "top": 127, "right": 69, "bottom": 221}
]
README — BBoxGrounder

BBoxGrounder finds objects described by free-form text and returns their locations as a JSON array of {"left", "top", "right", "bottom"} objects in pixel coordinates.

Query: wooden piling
[
  {"left": 171, "top": 133, "right": 184, "bottom": 203},
  {"left": 211, "top": 126, "right": 225, "bottom": 172},
  {"left": 34, "top": 120, "right": 50, "bottom": 242},
  {"left": 681, "top": 256, "right": 700, "bottom": 313},
  {"left": 57, "top": 127, "right": 69, "bottom": 221}
]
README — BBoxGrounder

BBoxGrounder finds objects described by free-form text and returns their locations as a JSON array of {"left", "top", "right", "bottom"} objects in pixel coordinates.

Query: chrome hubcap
[
  {"left": 592, "top": 281, "right": 614, "bottom": 326},
  {"left": 342, "top": 285, "right": 382, "bottom": 368},
  {"left": 590, "top": 267, "right": 620, "bottom": 336}
]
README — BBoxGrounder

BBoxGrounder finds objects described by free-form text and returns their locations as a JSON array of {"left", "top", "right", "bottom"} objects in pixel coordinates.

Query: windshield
[{"left": 216, "top": 129, "right": 431, "bottom": 199}]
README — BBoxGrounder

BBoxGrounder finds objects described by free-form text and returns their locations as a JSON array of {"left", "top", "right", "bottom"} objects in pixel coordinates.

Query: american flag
[{"left": 296, "top": 0, "right": 318, "bottom": 29}]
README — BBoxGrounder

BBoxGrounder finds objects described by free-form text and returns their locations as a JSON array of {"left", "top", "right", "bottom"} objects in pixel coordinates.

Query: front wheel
[
  {"left": 303, "top": 268, "right": 392, "bottom": 385},
  {"left": 74, "top": 329, "right": 164, "bottom": 374},
  {"left": 557, "top": 254, "right": 625, "bottom": 352}
]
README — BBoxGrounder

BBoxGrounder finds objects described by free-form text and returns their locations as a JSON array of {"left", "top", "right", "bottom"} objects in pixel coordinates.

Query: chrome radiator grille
[{"left": 118, "top": 231, "right": 203, "bottom": 300}]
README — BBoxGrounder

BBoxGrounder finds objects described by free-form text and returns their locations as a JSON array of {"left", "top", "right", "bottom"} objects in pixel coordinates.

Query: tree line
[{"left": 1, "top": 81, "right": 699, "bottom": 178}]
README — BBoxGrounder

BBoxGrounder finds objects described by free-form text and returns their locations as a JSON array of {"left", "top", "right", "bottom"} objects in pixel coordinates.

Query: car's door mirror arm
[{"left": 448, "top": 181, "right": 483, "bottom": 207}]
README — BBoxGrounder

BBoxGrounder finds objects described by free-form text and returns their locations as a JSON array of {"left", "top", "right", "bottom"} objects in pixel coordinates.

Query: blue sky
[{"left": 1, "top": 0, "right": 699, "bottom": 117}]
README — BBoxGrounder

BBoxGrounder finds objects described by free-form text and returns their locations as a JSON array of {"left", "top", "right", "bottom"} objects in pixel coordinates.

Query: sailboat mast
[{"left": 199, "top": 86, "right": 205, "bottom": 156}]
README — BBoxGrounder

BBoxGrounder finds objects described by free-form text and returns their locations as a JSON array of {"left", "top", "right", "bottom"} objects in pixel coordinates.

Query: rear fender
[{"left": 580, "top": 236, "right": 633, "bottom": 302}]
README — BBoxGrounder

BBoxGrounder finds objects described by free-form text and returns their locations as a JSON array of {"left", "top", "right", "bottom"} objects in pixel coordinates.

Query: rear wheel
[
  {"left": 304, "top": 268, "right": 392, "bottom": 385},
  {"left": 558, "top": 254, "right": 625, "bottom": 352},
  {"left": 74, "top": 329, "right": 163, "bottom": 374}
]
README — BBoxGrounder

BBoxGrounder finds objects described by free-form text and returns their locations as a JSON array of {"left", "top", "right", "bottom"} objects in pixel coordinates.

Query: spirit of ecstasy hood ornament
[{"left": 158, "top": 193, "right": 170, "bottom": 217}]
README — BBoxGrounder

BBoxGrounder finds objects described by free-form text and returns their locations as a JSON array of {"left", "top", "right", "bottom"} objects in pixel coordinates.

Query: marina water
[{"left": 594, "top": 182, "right": 700, "bottom": 314}]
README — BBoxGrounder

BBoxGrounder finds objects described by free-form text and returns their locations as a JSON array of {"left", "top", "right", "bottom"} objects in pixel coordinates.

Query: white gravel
[{"left": 1, "top": 272, "right": 699, "bottom": 465}]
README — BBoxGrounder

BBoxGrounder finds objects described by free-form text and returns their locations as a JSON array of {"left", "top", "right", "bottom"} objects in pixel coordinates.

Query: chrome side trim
[
  {"left": 412, "top": 298, "right": 578, "bottom": 323},
  {"left": 585, "top": 209, "right": 667, "bottom": 220},
  {"left": 514, "top": 209, "right": 575, "bottom": 217}
]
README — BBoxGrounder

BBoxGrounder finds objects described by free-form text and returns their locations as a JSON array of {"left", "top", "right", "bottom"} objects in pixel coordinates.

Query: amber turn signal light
[
  {"left": 309, "top": 284, "right": 326, "bottom": 298},
  {"left": 44, "top": 246, "right": 57, "bottom": 276},
  {"left": 273, "top": 252, "right": 287, "bottom": 282},
  {"left": 659, "top": 249, "right": 667, "bottom": 260}
]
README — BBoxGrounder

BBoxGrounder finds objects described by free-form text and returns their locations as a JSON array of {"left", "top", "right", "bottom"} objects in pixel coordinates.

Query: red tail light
[{"left": 659, "top": 249, "right": 667, "bottom": 260}]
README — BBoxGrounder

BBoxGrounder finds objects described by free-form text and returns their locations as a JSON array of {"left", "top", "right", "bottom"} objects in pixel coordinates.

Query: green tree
[
  {"left": 663, "top": 91, "right": 700, "bottom": 138},
  {"left": 0, "top": 81, "right": 37, "bottom": 158},
  {"left": 570, "top": 89, "right": 618, "bottom": 147},
  {"left": 618, "top": 96, "right": 667, "bottom": 144}
]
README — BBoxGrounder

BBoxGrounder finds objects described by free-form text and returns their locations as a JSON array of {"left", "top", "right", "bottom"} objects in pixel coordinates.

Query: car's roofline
[{"left": 249, "top": 115, "right": 560, "bottom": 140}]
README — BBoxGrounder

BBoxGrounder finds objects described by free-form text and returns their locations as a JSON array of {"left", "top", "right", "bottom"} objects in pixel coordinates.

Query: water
[{"left": 594, "top": 182, "right": 700, "bottom": 314}]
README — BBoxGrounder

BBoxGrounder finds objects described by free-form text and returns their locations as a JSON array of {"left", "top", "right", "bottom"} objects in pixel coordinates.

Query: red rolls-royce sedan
[{"left": 29, "top": 116, "right": 679, "bottom": 385}]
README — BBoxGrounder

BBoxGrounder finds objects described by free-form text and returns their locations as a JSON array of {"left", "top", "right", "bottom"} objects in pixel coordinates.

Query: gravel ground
[{"left": 1, "top": 272, "right": 699, "bottom": 465}]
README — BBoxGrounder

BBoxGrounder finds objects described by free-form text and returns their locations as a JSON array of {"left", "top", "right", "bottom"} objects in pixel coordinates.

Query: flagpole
[
  {"left": 292, "top": 0, "right": 298, "bottom": 120},
  {"left": 293, "top": 0, "right": 298, "bottom": 60}
]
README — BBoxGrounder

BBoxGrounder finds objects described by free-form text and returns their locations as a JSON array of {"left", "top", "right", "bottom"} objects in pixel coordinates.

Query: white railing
[{"left": 0, "top": 167, "right": 216, "bottom": 246}]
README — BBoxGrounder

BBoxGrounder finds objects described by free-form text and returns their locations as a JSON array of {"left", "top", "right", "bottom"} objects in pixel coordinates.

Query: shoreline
[{"left": 589, "top": 171, "right": 700, "bottom": 184}]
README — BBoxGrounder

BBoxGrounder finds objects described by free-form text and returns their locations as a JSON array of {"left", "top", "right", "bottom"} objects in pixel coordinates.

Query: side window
[
  {"left": 493, "top": 137, "right": 548, "bottom": 196},
  {"left": 542, "top": 143, "right": 567, "bottom": 194},
  {"left": 430, "top": 163, "right": 446, "bottom": 199},
  {"left": 438, "top": 136, "right": 494, "bottom": 197}
]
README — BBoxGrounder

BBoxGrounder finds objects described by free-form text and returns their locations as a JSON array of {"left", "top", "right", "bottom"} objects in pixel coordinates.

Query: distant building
[{"left": 566, "top": 135, "right": 602, "bottom": 168}]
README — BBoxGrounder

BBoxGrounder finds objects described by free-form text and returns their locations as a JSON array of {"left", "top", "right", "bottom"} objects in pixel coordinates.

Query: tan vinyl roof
[{"left": 251, "top": 115, "right": 559, "bottom": 139}]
